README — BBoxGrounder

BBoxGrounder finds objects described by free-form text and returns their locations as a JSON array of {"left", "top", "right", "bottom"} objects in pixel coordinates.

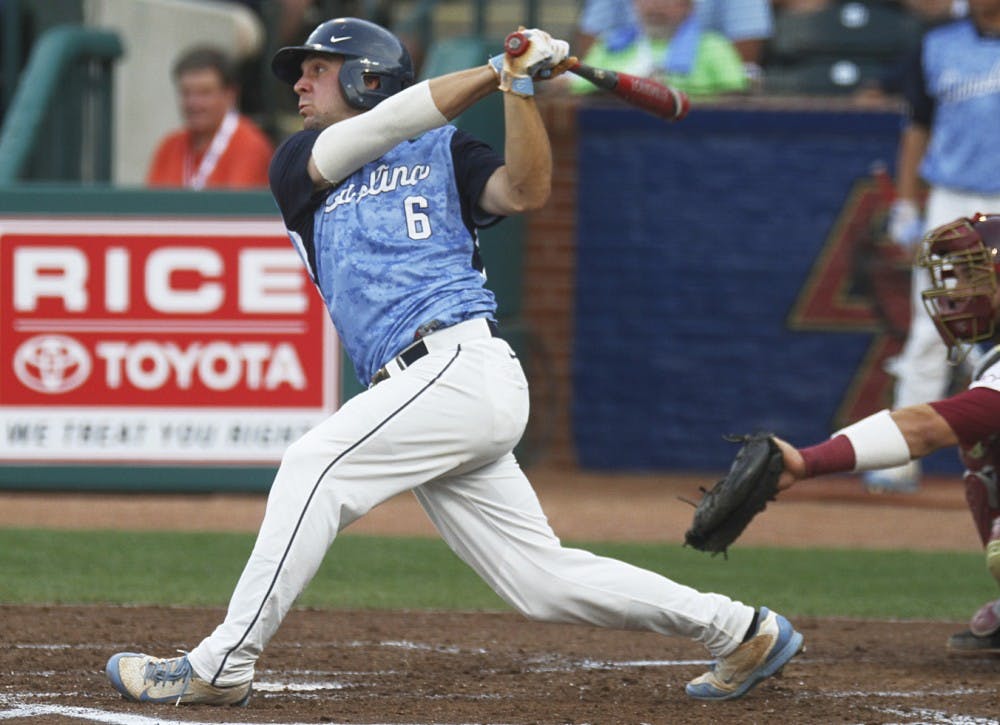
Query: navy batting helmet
[{"left": 271, "top": 17, "right": 414, "bottom": 110}]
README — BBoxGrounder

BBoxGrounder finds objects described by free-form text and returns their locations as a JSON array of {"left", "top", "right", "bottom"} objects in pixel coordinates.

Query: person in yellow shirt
[{"left": 570, "top": 0, "right": 748, "bottom": 96}]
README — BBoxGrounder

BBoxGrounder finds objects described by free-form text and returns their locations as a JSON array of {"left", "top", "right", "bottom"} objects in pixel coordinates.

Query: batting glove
[
  {"left": 537, "top": 55, "right": 578, "bottom": 81},
  {"left": 489, "top": 28, "right": 571, "bottom": 96},
  {"left": 888, "top": 199, "right": 924, "bottom": 248}
]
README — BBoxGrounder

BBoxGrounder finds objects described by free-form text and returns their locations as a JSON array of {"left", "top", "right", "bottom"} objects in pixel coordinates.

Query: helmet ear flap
[
  {"left": 338, "top": 57, "right": 413, "bottom": 110},
  {"left": 337, "top": 61, "right": 369, "bottom": 109}
]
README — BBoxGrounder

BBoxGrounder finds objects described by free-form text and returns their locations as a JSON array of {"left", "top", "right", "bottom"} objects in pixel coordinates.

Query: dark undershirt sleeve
[
  {"left": 451, "top": 128, "right": 506, "bottom": 231},
  {"left": 269, "top": 129, "right": 324, "bottom": 232},
  {"left": 268, "top": 129, "right": 325, "bottom": 275},
  {"left": 901, "top": 44, "right": 934, "bottom": 128}
]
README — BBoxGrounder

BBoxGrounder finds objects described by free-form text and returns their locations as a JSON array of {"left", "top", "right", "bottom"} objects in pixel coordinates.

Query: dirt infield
[
  {"left": 2, "top": 605, "right": 998, "bottom": 724},
  {"left": 2, "top": 468, "right": 998, "bottom": 724}
]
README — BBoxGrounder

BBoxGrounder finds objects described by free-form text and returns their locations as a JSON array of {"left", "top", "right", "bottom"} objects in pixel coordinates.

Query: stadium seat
[
  {"left": 769, "top": 1, "right": 922, "bottom": 61},
  {"left": 764, "top": 56, "right": 893, "bottom": 95},
  {"left": 763, "top": 1, "right": 922, "bottom": 94}
]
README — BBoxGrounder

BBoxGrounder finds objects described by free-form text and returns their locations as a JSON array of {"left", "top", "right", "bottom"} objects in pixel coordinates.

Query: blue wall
[{"left": 573, "top": 105, "right": 958, "bottom": 473}]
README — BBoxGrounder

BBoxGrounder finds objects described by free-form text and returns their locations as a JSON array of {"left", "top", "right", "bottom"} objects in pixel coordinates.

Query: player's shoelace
[{"left": 144, "top": 654, "right": 192, "bottom": 705}]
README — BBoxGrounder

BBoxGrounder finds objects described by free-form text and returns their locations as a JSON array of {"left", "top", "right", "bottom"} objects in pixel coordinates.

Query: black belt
[{"left": 370, "top": 319, "right": 499, "bottom": 387}]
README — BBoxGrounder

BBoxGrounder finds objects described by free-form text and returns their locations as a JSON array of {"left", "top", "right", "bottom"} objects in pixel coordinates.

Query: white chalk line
[
  {"left": 0, "top": 701, "right": 500, "bottom": 725},
  {"left": 0, "top": 656, "right": 712, "bottom": 725},
  {"left": 0, "top": 655, "right": 710, "bottom": 725},
  {"left": 828, "top": 687, "right": 989, "bottom": 699},
  {"left": 0, "top": 694, "right": 510, "bottom": 725},
  {"left": 3, "top": 690, "right": 995, "bottom": 725},
  {"left": 4, "top": 645, "right": 997, "bottom": 725},
  {"left": 871, "top": 707, "right": 998, "bottom": 725}
]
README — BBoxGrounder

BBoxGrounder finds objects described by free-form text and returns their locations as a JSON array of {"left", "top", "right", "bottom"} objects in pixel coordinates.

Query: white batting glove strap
[
  {"left": 489, "top": 53, "right": 534, "bottom": 96},
  {"left": 888, "top": 199, "right": 923, "bottom": 247}
]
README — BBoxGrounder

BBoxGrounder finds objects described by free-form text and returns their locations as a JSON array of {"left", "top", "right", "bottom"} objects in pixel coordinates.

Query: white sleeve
[
  {"left": 834, "top": 409, "right": 911, "bottom": 471},
  {"left": 311, "top": 80, "right": 448, "bottom": 183}
]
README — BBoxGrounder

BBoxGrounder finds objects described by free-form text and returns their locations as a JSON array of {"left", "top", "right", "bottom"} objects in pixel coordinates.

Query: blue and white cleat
[
  {"left": 106, "top": 652, "right": 252, "bottom": 706},
  {"left": 685, "top": 607, "right": 804, "bottom": 701}
]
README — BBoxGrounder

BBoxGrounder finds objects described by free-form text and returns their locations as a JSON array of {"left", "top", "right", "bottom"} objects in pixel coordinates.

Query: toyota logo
[{"left": 13, "top": 335, "right": 92, "bottom": 394}]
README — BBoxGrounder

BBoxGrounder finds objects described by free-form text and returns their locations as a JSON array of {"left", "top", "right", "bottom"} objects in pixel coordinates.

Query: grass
[{"left": 0, "top": 528, "right": 993, "bottom": 620}]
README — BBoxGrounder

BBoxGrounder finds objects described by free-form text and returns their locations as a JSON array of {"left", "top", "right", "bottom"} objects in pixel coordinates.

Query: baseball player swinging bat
[{"left": 504, "top": 31, "right": 690, "bottom": 122}]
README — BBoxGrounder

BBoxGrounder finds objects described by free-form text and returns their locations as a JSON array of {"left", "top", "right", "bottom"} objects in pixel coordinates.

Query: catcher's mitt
[{"left": 684, "top": 432, "right": 784, "bottom": 556}]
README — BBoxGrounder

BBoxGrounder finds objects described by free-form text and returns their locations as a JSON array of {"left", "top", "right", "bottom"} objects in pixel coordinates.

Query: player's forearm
[
  {"left": 895, "top": 124, "right": 929, "bottom": 201},
  {"left": 785, "top": 405, "right": 956, "bottom": 486},
  {"left": 891, "top": 405, "right": 958, "bottom": 457},
  {"left": 498, "top": 93, "right": 552, "bottom": 212},
  {"left": 427, "top": 65, "right": 499, "bottom": 120},
  {"left": 732, "top": 38, "right": 765, "bottom": 65}
]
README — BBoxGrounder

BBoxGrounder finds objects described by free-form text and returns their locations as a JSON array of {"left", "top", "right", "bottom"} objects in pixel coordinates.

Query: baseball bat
[{"left": 503, "top": 31, "right": 690, "bottom": 122}]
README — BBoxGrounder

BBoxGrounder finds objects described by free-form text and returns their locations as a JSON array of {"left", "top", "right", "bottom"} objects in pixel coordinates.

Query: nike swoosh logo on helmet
[{"left": 329, "top": 35, "right": 352, "bottom": 43}]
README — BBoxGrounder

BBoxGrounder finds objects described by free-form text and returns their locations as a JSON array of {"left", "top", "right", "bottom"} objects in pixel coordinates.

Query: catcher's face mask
[{"left": 917, "top": 213, "right": 1000, "bottom": 365}]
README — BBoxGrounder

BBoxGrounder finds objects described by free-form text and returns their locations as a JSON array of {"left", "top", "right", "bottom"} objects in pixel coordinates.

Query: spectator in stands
[
  {"left": 901, "top": 2, "right": 970, "bottom": 39},
  {"left": 696, "top": 0, "right": 774, "bottom": 86},
  {"left": 568, "top": 0, "right": 748, "bottom": 96},
  {"left": 224, "top": 0, "right": 315, "bottom": 119},
  {"left": 147, "top": 46, "right": 274, "bottom": 189},
  {"left": 770, "top": 0, "right": 832, "bottom": 11},
  {"left": 230, "top": 0, "right": 315, "bottom": 46},
  {"left": 575, "top": 0, "right": 773, "bottom": 84},
  {"left": 862, "top": 0, "right": 1000, "bottom": 493},
  {"left": 903, "top": 0, "right": 969, "bottom": 20}
]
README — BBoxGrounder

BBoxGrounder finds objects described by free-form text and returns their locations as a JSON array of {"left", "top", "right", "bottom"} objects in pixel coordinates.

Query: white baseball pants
[{"left": 186, "top": 320, "right": 753, "bottom": 686}]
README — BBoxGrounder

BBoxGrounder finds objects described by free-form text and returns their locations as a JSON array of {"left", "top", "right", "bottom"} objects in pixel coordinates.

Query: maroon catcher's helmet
[{"left": 917, "top": 212, "right": 1000, "bottom": 363}]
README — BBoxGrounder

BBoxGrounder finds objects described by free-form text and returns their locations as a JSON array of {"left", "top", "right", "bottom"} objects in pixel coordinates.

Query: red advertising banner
[{"left": 0, "top": 217, "right": 338, "bottom": 464}]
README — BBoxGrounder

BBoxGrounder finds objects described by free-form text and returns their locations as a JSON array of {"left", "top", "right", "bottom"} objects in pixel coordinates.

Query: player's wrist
[
  {"left": 506, "top": 76, "right": 535, "bottom": 96},
  {"left": 798, "top": 435, "right": 855, "bottom": 478},
  {"left": 489, "top": 54, "right": 534, "bottom": 96},
  {"left": 488, "top": 53, "right": 503, "bottom": 80}
]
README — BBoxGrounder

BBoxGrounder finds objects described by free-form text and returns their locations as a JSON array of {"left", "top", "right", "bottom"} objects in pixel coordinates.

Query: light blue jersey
[
  {"left": 920, "top": 20, "right": 1000, "bottom": 193},
  {"left": 270, "top": 125, "right": 505, "bottom": 385}
]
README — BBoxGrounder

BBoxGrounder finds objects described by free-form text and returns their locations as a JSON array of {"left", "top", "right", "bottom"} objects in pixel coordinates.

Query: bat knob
[
  {"left": 675, "top": 91, "right": 691, "bottom": 121},
  {"left": 504, "top": 31, "right": 529, "bottom": 57}
]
